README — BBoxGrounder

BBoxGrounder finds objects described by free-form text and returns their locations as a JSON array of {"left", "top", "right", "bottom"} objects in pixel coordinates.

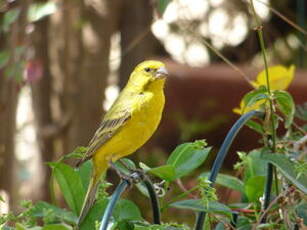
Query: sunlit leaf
[{"left": 244, "top": 176, "right": 265, "bottom": 202}]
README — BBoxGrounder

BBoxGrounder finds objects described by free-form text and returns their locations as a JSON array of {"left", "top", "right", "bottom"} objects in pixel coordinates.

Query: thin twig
[
  {"left": 200, "top": 38, "right": 253, "bottom": 86},
  {"left": 252, "top": 186, "right": 291, "bottom": 230},
  {"left": 255, "top": 0, "right": 307, "bottom": 35},
  {"left": 110, "top": 26, "right": 151, "bottom": 63}
]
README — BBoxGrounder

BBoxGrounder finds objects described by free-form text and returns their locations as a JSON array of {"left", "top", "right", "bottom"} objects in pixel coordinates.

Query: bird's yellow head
[{"left": 128, "top": 60, "right": 168, "bottom": 90}]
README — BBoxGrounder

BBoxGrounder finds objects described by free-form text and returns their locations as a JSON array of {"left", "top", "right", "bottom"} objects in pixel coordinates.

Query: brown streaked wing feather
[{"left": 76, "top": 111, "right": 131, "bottom": 166}]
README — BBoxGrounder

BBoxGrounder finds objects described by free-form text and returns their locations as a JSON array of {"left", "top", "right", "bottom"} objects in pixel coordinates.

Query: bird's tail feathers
[{"left": 77, "top": 175, "right": 99, "bottom": 226}]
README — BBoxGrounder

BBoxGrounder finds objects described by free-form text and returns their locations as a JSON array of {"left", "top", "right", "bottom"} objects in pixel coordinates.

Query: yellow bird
[{"left": 77, "top": 60, "right": 168, "bottom": 224}]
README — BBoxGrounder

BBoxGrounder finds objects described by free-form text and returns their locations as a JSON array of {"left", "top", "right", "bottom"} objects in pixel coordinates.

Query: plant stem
[{"left": 249, "top": 0, "right": 278, "bottom": 219}]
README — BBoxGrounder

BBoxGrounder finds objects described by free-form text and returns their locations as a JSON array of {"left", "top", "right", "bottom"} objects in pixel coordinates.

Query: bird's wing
[{"left": 76, "top": 96, "right": 134, "bottom": 166}]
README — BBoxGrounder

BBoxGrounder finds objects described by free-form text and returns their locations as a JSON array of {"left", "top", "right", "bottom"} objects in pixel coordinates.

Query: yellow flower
[
  {"left": 251, "top": 65, "right": 295, "bottom": 90},
  {"left": 233, "top": 65, "right": 295, "bottom": 115}
]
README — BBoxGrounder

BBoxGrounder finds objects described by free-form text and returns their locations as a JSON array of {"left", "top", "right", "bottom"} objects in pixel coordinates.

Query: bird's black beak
[{"left": 155, "top": 66, "right": 168, "bottom": 79}]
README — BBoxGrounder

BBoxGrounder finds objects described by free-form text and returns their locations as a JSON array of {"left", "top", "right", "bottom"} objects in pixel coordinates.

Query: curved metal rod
[
  {"left": 261, "top": 162, "right": 273, "bottom": 223},
  {"left": 194, "top": 110, "right": 264, "bottom": 230},
  {"left": 143, "top": 178, "right": 161, "bottom": 224},
  {"left": 99, "top": 172, "right": 161, "bottom": 229},
  {"left": 99, "top": 180, "right": 129, "bottom": 230}
]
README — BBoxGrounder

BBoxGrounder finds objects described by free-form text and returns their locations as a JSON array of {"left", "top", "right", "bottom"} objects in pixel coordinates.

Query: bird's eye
[{"left": 144, "top": 67, "right": 151, "bottom": 72}]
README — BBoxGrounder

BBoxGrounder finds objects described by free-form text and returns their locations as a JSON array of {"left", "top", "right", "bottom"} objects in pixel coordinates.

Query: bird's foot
[{"left": 110, "top": 162, "right": 145, "bottom": 184}]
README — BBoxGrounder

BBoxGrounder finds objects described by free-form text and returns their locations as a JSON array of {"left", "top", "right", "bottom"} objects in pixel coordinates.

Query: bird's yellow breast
[{"left": 93, "top": 79, "right": 165, "bottom": 168}]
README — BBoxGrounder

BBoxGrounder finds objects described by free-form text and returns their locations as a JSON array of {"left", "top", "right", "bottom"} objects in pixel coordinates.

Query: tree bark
[
  {"left": 0, "top": 72, "right": 18, "bottom": 208},
  {"left": 119, "top": 0, "right": 165, "bottom": 88},
  {"left": 49, "top": 0, "right": 121, "bottom": 154},
  {"left": 0, "top": 0, "right": 29, "bottom": 208},
  {"left": 30, "top": 0, "right": 54, "bottom": 201}
]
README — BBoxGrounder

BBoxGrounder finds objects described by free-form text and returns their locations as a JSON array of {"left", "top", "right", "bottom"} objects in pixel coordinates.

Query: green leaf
[
  {"left": 170, "top": 199, "right": 232, "bottom": 218},
  {"left": 3, "top": 9, "right": 20, "bottom": 32},
  {"left": 113, "top": 199, "right": 142, "bottom": 221},
  {"left": 245, "top": 93, "right": 268, "bottom": 111},
  {"left": 236, "top": 216, "right": 252, "bottom": 230},
  {"left": 42, "top": 224, "right": 72, "bottom": 230},
  {"left": 116, "top": 221, "right": 134, "bottom": 230},
  {"left": 243, "top": 150, "right": 267, "bottom": 182},
  {"left": 261, "top": 154, "right": 307, "bottom": 193},
  {"left": 244, "top": 176, "right": 265, "bottom": 202},
  {"left": 167, "top": 140, "right": 211, "bottom": 180},
  {"left": 245, "top": 120, "right": 264, "bottom": 134},
  {"left": 157, "top": 0, "right": 171, "bottom": 15},
  {"left": 78, "top": 160, "right": 93, "bottom": 191},
  {"left": 149, "top": 165, "right": 176, "bottom": 181},
  {"left": 274, "top": 90, "right": 295, "bottom": 128},
  {"left": 49, "top": 162, "right": 85, "bottom": 215},
  {"left": 79, "top": 198, "right": 108, "bottom": 230},
  {"left": 28, "top": 2, "right": 57, "bottom": 22},
  {"left": 31, "top": 201, "right": 77, "bottom": 224},
  {"left": 200, "top": 172, "right": 244, "bottom": 194},
  {"left": 242, "top": 86, "right": 268, "bottom": 112}
]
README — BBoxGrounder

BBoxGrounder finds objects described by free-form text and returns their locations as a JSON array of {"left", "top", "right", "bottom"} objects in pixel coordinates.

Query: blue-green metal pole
[
  {"left": 194, "top": 110, "right": 263, "bottom": 230},
  {"left": 99, "top": 180, "right": 129, "bottom": 230}
]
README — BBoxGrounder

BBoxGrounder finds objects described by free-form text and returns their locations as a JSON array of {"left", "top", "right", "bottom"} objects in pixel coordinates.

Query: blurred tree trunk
[
  {"left": 30, "top": 0, "right": 54, "bottom": 201},
  {"left": 0, "top": 65, "right": 18, "bottom": 208},
  {"left": 48, "top": 0, "right": 121, "bottom": 154},
  {"left": 0, "top": 0, "right": 29, "bottom": 208},
  {"left": 63, "top": 0, "right": 120, "bottom": 151},
  {"left": 119, "top": 0, "right": 165, "bottom": 88}
]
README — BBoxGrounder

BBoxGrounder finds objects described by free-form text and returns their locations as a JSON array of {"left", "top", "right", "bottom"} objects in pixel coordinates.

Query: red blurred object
[{"left": 24, "top": 59, "right": 43, "bottom": 83}]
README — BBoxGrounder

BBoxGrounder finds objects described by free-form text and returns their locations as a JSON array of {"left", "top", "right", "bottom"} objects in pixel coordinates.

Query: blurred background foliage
[{"left": 0, "top": 0, "right": 305, "bottom": 219}]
